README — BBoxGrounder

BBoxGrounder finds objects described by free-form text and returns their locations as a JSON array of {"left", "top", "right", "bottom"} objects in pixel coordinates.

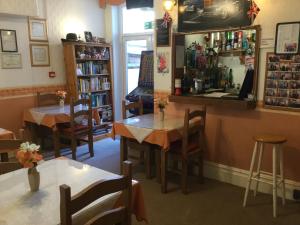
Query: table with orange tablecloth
[
  {"left": 23, "top": 104, "right": 100, "bottom": 156},
  {"left": 0, "top": 128, "right": 15, "bottom": 161},
  {"left": 110, "top": 113, "right": 202, "bottom": 193}
]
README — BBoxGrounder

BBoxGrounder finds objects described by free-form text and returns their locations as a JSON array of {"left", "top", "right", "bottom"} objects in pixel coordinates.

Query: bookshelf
[{"left": 63, "top": 41, "right": 114, "bottom": 128}]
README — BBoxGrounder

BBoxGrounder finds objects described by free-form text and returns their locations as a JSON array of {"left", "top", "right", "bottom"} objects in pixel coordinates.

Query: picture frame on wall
[
  {"left": 156, "top": 19, "right": 171, "bottom": 47},
  {"left": 30, "top": 43, "right": 50, "bottom": 67},
  {"left": 177, "top": 0, "right": 251, "bottom": 32},
  {"left": 84, "top": 31, "right": 93, "bottom": 42},
  {"left": 0, "top": 29, "right": 18, "bottom": 52},
  {"left": 28, "top": 17, "right": 48, "bottom": 42},
  {"left": 1, "top": 53, "right": 22, "bottom": 69},
  {"left": 274, "top": 22, "right": 300, "bottom": 55}
]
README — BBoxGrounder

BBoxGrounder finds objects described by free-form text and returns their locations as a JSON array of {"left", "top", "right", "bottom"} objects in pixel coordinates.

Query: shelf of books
[{"left": 63, "top": 41, "right": 114, "bottom": 134}]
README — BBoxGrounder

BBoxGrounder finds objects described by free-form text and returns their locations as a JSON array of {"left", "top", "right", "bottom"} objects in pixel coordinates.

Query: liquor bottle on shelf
[
  {"left": 182, "top": 66, "right": 191, "bottom": 94},
  {"left": 221, "top": 32, "right": 226, "bottom": 52},
  {"left": 229, "top": 68, "right": 233, "bottom": 88},
  {"left": 233, "top": 32, "right": 238, "bottom": 49},
  {"left": 226, "top": 31, "right": 232, "bottom": 51},
  {"left": 238, "top": 31, "right": 243, "bottom": 49}
]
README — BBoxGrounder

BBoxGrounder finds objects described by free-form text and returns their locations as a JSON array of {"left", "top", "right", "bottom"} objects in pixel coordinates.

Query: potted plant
[
  {"left": 16, "top": 142, "right": 43, "bottom": 192},
  {"left": 156, "top": 98, "right": 168, "bottom": 121},
  {"left": 56, "top": 90, "right": 67, "bottom": 107}
]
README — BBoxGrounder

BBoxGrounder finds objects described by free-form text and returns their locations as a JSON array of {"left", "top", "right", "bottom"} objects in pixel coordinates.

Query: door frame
[{"left": 121, "top": 33, "right": 153, "bottom": 100}]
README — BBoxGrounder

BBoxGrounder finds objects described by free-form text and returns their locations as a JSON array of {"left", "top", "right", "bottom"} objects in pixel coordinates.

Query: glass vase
[
  {"left": 59, "top": 99, "right": 64, "bottom": 107},
  {"left": 159, "top": 109, "right": 165, "bottom": 121},
  {"left": 28, "top": 167, "right": 40, "bottom": 192}
]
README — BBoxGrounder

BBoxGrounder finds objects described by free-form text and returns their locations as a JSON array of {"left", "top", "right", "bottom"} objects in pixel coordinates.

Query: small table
[
  {"left": 0, "top": 158, "right": 147, "bottom": 225},
  {"left": 0, "top": 128, "right": 15, "bottom": 161},
  {"left": 23, "top": 105, "right": 100, "bottom": 156},
  {"left": 111, "top": 113, "right": 201, "bottom": 193}
]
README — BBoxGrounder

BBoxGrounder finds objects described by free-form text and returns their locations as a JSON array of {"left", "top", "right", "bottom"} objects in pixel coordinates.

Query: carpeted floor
[{"left": 44, "top": 138, "right": 300, "bottom": 225}]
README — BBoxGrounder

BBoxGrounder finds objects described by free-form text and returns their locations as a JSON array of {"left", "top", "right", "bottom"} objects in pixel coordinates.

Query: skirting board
[{"left": 203, "top": 161, "right": 300, "bottom": 201}]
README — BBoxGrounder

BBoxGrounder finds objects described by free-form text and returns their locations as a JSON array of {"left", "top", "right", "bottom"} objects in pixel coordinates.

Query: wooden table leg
[
  {"left": 155, "top": 148, "right": 161, "bottom": 183},
  {"left": 53, "top": 127, "right": 60, "bottom": 158},
  {"left": 161, "top": 150, "right": 168, "bottom": 193},
  {"left": 120, "top": 136, "right": 128, "bottom": 174}
]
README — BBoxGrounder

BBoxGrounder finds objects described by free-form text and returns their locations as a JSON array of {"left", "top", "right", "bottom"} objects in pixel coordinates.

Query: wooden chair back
[
  {"left": 182, "top": 107, "right": 206, "bottom": 158},
  {"left": 0, "top": 139, "right": 23, "bottom": 162},
  {"left": 0, "top": 162, "right": 22, "bottom": 175},
  {"left": 37, "top": 92, "right": 58, "bottom": 106},
  {"left": 60, "top": 161, "right": 132, "bottom": 225},
  {"left": 122, "top": 98, "right": 143, "bottom": 119},
  {"left": 70, "top": 98, "right": 93, "bottom": 134}
]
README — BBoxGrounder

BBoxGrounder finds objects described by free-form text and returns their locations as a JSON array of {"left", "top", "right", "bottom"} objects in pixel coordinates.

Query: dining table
[
  {"left": 0, "top": 158, "right": 147, "bottom": 225},
  {"left": 110, "top": 113, "right": 202, "bottom": 193},
  {"left": 23, "top": 104, "right": 100, "bottom": 156}
]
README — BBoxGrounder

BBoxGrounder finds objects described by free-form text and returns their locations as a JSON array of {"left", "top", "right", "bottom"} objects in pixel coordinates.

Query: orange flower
[{"left": 16, "top": 142, "right": 43, "bottom": 168}]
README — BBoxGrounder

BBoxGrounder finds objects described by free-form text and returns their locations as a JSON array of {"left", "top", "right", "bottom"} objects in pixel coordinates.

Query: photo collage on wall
[{"left": 264, "top": 53, "right": 300, "bottom": 110}]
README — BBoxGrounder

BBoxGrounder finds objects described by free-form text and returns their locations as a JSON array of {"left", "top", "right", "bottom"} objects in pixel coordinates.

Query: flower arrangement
[
  {"left": 16, "top": 142, "right": 43, "bottom": 168},
  {"left": 156, "top": 97, "right": 168, "bottom": 111},
  {"left": 56, "top": 90, "right": 67, "bottom": 100}
]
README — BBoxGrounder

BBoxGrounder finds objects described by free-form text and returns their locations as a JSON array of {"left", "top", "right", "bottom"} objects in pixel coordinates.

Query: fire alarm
[{"left": 49, "top": 71, "right": 56, "bottom": 78}]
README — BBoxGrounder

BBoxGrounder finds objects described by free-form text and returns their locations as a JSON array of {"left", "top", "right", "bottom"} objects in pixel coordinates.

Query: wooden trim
[{"left": 0, "top": 85, "right": 66, "bottom": 97}]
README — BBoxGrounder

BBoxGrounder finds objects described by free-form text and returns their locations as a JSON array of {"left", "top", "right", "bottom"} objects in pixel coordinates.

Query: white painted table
[{"left": 0, "top": 159, "right": 124, "bottom": 225}]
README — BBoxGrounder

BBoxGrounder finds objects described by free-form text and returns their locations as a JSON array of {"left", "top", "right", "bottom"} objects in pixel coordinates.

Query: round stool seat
[{"left": 253, "top": 134, "right": 287, "bottom": 144}]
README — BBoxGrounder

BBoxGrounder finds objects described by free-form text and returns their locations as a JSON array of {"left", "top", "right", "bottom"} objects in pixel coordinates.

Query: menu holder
[{"left": 156, "top": 19, "right": 171, "bottom": 47}]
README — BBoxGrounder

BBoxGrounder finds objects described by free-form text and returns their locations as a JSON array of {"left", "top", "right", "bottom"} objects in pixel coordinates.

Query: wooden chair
[
  {"left": 0, "top": 162, "right": 22, "bottom": 175},
  {"left": 58, "top": 98, "right": 94, "bottom": 160},
  {"left": 161, "top": 107, "right": 206, "bottom": 194},
  {"left": 37, "top": 92, "right": 58, "bottom": 107},
  {"left": 60, "top": 161, "right": 132, "bottom": 225},
  {"left": 122, "top": 99, "right": 153, "bottom": 178},
  {"left": 0, "top": 139, "right": 24, "bottom": 162}
]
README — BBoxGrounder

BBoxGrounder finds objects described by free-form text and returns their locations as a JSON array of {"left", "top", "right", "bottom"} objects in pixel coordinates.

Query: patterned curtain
[{"left": 99, "top": 0, "right": 125, "bottom": 8}]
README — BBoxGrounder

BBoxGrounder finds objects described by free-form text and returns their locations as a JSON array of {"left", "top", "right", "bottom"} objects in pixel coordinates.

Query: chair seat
[
  {"left": 60, "top": 124, "right": 89, "bottom": 135},
  {"left": 170, "top": 140, "right": 200, "bottom": 155},
  {"left": 253, "top": 135, "right": 287, "bottom": 144}
]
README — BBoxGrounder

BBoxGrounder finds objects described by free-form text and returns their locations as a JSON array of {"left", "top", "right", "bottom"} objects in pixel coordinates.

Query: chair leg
[
  {"left": 88, "top": 132, "right": 94, "bottom": 157},
  {"left": 198, "top": 152, "right": 204, "bottom": 184},
  {"left": 243, "top": 141, "right": 258, "bottom": 207},
  {"left": 272, "top": 145, "right": 278, "bottom": 218},
  {"left": 53, "top": 128, "right": 60, "bottom": 158},
  {"left": 182, "top": 159, "right": 188, "bottom": 194},
  {"left": 254, "top": 143, "right": 264, "bottom": 197},
  {"left": 156, "top": 149, "right": 161, "bottom": 183},
  {"left": 279, "top": 144, "right": 286, "bottom": 206},
  {"left": 139, "top": 150, "right": 144, "bottom": 165},
  {"left": 71, "top": 136, "right": 77, "bottom": 160},
  {"left": 161, "top": 150, "right": 168, "bottom": 193},
  {"left": 120, "top": 137, "right": 128, "bottom": 174}
]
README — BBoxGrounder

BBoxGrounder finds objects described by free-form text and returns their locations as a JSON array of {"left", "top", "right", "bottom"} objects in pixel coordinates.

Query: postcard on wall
[
  {"left": 157, "top": 51, "right": 170, "bottom": 74},
  {"left": 275, "top": 22, "right": 300, "bottom": 54}
]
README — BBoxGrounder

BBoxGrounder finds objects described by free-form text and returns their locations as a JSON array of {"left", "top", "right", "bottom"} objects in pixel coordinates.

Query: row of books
[
  {"left": 79, "top": 93, "right": 110, "bottom": 108},
  {"left": 76, "top": 62, "right": 108, "bottom": 75},
  {"left": 78, "top": 78, "right": 110, "bottom": 92}
]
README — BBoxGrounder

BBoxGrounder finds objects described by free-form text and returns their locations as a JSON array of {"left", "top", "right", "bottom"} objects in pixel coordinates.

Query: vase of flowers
[
  {"left": 56, "top": 90, "right": 67, "bottom": 107},
  {"left": 156, "top": 98, "right": 168, "bottom": 121},
  {"left": 16, "top": 142, "right": 43, "bottom": 192}
]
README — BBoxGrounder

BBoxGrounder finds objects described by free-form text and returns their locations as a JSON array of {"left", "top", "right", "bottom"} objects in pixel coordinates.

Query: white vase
[
  {"left": 59, "top": 99, "right": 64, "bottom": 107},
  {"left": 28, "top": 167, "right": 40, "bottom": 192}
]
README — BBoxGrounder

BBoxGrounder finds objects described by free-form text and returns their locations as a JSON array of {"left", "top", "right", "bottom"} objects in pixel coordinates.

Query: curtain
[
  {"left": 99, "top": 0, "right": 125, "bottom": 8},
  {"left": 126, "top": 0, "right": 153, "bottom": 9}
]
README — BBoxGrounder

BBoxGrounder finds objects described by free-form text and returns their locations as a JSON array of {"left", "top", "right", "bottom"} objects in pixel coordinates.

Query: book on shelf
[
  {"left": 78, "top": 79, "right": 90, "bottom": 92},
  {"left": 76, "top": 62, "right": 107, "bottom": 75}
]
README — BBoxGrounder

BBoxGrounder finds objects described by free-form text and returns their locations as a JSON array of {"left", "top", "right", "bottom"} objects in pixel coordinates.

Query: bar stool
[{"left": 243, "top": 135, "right": 287, "bottom": 218}]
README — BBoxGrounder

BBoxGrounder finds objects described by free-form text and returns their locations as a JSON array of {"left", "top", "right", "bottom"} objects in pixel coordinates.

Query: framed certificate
[
  {"left": 30, "top": 43, "right": 50, "bottom": 67},
  {"left": 0, "top": 29, "right": 18, "bottom": 52},
  {"left": 275, "top": 22, "right": 300, "bottom": 54},
  {"left": 1, "top": 53, "right": 22, "bottom": 69},
  {"left": 28, "top": 17, "right": 48, "bottom": 42}
]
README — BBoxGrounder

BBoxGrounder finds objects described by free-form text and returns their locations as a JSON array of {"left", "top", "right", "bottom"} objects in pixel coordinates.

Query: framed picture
[
  {"left": 157, "top": 51, "right": 170, "bottom": 74},
  {"left": 1, "top": 53, "right": 22, "bottom": 69},
  {"left": 28, "top": 17, "right": 48, "bottom": 42},
  {"left": 0, "top": 29, "right": 18, "bottom": 52},
  {"left": 178, "top": 0, "right": 251, "bottom": 32},
  {"left": 263, "top": 52, "right": 300, "bottom": 111},
  {"left": 275, "top": 22, "right": 300, "bottom": 55},
  {"left": 156, "top": 19, "right": 171, "bottom": 47},
  {"left": 30, "top": 43, "right": 50, "bottom": 67},
  {"left": 84, "top": 31, "right": 93, "bottom": 42}
]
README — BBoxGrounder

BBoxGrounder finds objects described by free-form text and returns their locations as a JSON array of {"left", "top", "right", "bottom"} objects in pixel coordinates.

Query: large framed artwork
[{"left": 178, "top": 0, "right": 252, "bottom": 32}]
